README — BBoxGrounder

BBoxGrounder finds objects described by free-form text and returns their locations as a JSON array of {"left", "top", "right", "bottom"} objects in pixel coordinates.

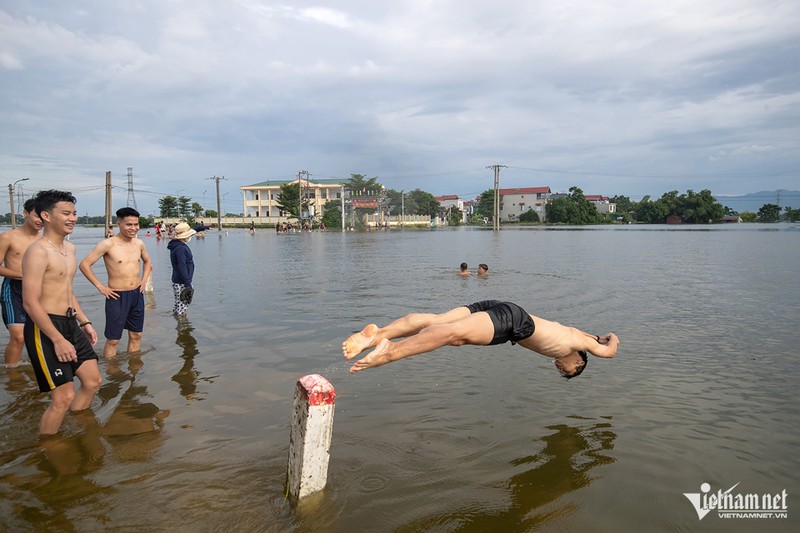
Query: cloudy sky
[{"left": 2, "top": 0, "right": 799, "bottom": 215}]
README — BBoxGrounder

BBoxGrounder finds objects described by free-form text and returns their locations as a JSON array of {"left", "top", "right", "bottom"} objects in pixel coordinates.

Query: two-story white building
[
  {"left": 499, "top": 187, "right": 551, "bottom": 222},
  {"left": 241, "top": 178, "right": 347, "bottom": 221}
]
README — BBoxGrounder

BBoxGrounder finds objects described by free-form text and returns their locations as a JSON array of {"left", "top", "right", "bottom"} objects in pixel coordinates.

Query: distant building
[
  {"left": 435, "top": 195, "right": 467, "bottom": 224},
  {"left": 585, "top": 195, "right": 617, "bottom": 214},
  {"left": 721, "top": 215, "right": 743, "bottom": 223},
  {"left": 665, "top": 215, "right": 684, "bottom": 225},
  {"left": 241, "top": 178, "right": 347, "bottom": 220},
  {"left": 499, "top": 187, "right": 551, "bottom": 222}
]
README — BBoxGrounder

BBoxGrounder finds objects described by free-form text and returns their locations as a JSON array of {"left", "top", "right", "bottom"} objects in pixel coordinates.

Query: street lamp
[{"left": 8, "top": 178, "right": 30, "bottom": 229}]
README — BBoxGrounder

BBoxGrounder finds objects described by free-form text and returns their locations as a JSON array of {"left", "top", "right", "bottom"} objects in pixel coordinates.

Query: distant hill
[{"left": 716, "top": 190, "right": 800, "bottom": 214}]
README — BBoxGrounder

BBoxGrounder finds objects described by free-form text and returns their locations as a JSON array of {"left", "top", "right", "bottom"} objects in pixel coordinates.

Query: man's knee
[
  {"left": 9, "top": 326, "right": 24, "bottom": 344},
  {"left": 50, "top": 385, "right": 76, "bottom": 410},
  {"left": 129, "top": 331, "right": 142, "bottom": 341},
  {"left": 78, "top": 371, "right": 102, "bottom": 393}
]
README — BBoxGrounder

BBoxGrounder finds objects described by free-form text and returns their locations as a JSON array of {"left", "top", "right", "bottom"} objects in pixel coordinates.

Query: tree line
[{"left": 149, "top": 176, "right": 799, "bottom": 230}]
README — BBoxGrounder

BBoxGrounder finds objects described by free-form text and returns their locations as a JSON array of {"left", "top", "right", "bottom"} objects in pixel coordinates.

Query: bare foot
[
  {"left": 342, "top": 324, "right": 379, "bottom": 359},
  {"left": 349, "top": 338, "right": 392, "bottom": 373}
]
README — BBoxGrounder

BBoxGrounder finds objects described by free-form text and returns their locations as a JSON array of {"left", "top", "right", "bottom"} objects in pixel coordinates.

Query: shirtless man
[
  {"left": 458, "top": 262, "right": 470, "bottom": 276},
  {"left": 343, "top": 300, "right": 619, "bottom": 378},
  {"left": 80, "top": 207, "right": 151, "bottom": 357},
  {"left": 0, "top": 199, "right": 43, "bottom": 365},
  {"left": 22, "top": 190, "right": 101, "bottom": 435}
]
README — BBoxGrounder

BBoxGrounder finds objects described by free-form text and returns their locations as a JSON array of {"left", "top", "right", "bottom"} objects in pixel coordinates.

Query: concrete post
[{"left": 287, "top": 374, "right": 336, "bottom": 500}]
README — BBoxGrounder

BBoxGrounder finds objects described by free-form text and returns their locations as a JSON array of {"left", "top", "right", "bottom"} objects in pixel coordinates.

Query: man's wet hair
[
  {"left": 564, "top": 351, "right": 588, "bottom": 380},
  {"left": 32, "top": 190, "right": 76, "bottom": 217},
  {"left": 23, "top": 198, "right": 36, "bottom": 213},
  {"left": 478, "top": 263, "right": 488, "bottom": 271},
  {"left": 460, "top": 262, "right": 468, "bottom": 270},
  {"left": 116, "top": 206, "right": 140, "bottom": 219}
]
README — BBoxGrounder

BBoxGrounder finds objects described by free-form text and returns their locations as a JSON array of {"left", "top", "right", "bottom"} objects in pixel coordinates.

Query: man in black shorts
[
  {"left": 343, "top": 300, "right": 619, "bottom": 378},
  {"left": 22, "top": 190, "right": 101, "bottom": 435}
]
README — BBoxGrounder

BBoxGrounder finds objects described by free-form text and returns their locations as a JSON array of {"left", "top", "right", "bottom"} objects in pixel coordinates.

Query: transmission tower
[{"left": 126, "top": 167, "right": 138, "bottom": 209}]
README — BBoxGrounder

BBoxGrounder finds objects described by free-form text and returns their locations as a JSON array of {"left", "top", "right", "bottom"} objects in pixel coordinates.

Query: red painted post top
[{"left": 298, "top": 374, "right": 336, "bottom": 406}]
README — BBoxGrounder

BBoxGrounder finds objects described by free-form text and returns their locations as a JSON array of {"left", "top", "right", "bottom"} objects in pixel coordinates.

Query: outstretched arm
[{"left": 582, "top": 331, "right": 619, "bottom": 358}]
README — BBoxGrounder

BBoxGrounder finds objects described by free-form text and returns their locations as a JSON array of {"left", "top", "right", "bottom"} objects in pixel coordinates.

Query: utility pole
[
  {"left": 297, "top": 170, "right": 310, "bottom": 224},
  {"left": 401, "top": 190, "right": 405, "bottom": 228},
  {"left": 126, "top": 167, "right": 137, "bottom": 209},
  {"left": 8, "top": 178, "right": 29, "bottom": 229},
  {"left": 208, "top": 176, "right": 227, "bottom": 231},
  {"left": 105, "top": 171, "right": 112, "bottom": 232},
  {"left": 486, "top": 164, "right": 506, "bottom": 230}
]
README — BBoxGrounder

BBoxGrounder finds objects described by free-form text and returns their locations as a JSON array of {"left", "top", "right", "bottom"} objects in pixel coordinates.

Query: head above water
[
  {"left": 460, "top": 262, "right": 468, "bottom": 271},
  {"left": 555, "top": 350, "right": 588, "bottom": 380}
]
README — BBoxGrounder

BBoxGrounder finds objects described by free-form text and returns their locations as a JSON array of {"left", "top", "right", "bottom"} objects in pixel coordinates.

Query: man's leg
[
  {"left": 71, "top": 360, "right": 101, "bottom": 411},
  {"left": 40, "top": 382, "right": 76, "bottom": 436},
  {"left": 349, "top": 311, "right": 495, "bottom": 373},
  {"left": 103, "top": 339, "right": 120, "bottom": 358},
  {"left": 128, "top": 331, "right": 142, "bottom": 353},
  {"left": 4, "top": 325, "right": 25, "bottom": 365},
  {"left": 343, "top": 306, "right": 472, "bottom": 359}
]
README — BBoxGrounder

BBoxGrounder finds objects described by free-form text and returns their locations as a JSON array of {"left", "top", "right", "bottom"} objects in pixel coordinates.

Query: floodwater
[{"left": 1, "top": 224, "right": 799, "bottom": 532}]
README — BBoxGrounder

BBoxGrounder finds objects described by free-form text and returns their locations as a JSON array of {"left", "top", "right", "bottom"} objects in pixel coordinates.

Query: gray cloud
[{"left": 1, "top": 0, "right": 798, "bottom": 214}]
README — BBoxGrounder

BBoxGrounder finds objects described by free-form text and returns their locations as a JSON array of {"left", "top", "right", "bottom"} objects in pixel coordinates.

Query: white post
[{"left": 287, "top": 374, "right": 336, "bottom": 500}]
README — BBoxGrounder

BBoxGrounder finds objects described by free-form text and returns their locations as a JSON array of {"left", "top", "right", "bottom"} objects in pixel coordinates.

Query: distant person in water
[
  {"left": 458, "top": 262, "right": 470, "bottom": 276},
  {"left": 343, "top": 300, "right": 618, "bottom": 378},
  {"left": 477, "top": 263, "right": 488, "bottom": 276}
]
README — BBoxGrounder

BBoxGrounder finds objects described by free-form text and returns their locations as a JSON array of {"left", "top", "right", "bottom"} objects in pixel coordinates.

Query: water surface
[{"left": 1, "top": 224, "right": 798, "bottom": 532}]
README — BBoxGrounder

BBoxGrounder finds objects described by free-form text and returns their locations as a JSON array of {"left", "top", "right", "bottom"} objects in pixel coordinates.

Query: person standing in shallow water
[
  {"left": 0, "top": 199, "right": 43, "bottom": 365},
  {"left": 168, "top": 222, "right": 196, "bottom": 316},
  {"left": 22, "top": 189, "right": 101, "bottom": 436},
  {"left": 80, "top": 207, "right": 152, "bottom": 358},
  {"left": 458, "top": 262, "right": 470, "bottom": 276}
]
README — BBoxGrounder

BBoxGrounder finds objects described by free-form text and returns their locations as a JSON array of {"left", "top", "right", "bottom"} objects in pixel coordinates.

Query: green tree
[
  {"left": 519, "top": 209, "right": 540, "bottom": 223},
  {"left": 740, "top": 211, "right": 757, "bottom": 222},
  {"left": 474, "top": 189, "right": 495, "bottom": 220},
  {"left": 757, "top": 203, "right": 781, "bottom": 222},
  {"left": 406, "top": 189, "right": 439, "bottom": 216},
  {"left": 446, "top": 207, "right": 463, "bottom": 226},
  {"left": 345, "top": 173, "right": 381, "bottom": 196},
  {"left": 191, "top": 202, "right": 204, "bottom": 218},
  {"left": 321, "top": 200, "right": 342, "bottom": 229},
  {"left": 678, "top": 189, "right": 724, "bottom": 223},
  {"left": 177, "top": 196, "right": 192, "bottom": 218},
  {"left": 634, "top": 195, "right": 669, "bottom": 224},
  {"left": 158, "top": 195, "right": 179, "bottom": 218},
  {"left": 784, "top": 206, "right": 800, "bottom": 222},
  {"left": 204, "top": 209, "right": 218, "bottom": 218},
  {"left": 546, "top": 187, "right": 602, "bottom": 224},
  {"left": 277, "top": 182, "right": 304, "bottom": 218},
  {"left": 385, "top": 188, "right": 404, "bottom": 216}
]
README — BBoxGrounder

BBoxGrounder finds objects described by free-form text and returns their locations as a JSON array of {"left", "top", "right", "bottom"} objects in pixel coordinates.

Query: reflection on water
[
  {"left": 1, "top": 225, "right": 799, "bottom": 531},
  {"left": 172, "top": 316, "right": 200, "bottom": 401},
  {"left": 400, "top": 418, "right": 617, "bottom": 532}
]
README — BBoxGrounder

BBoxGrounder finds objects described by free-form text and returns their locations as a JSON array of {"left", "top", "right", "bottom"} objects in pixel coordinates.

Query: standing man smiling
[
  {"left": 80, "top": 207, "right": 152, "bottom": 357},
  {"left": 23, "top": 190, "right": 101, "bottom": 435}
]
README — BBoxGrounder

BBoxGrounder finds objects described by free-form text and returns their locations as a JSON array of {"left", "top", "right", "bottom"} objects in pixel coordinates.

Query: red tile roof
[{"left": 498, "top": 187, "right": 551, "bottom": 195}]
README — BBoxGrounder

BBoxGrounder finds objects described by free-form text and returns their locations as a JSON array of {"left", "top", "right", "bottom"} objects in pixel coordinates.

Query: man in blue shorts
[
  {"left": 0, "top": 199, "right": 43, "bottom": 365},
  {"left": 23, "top": 190, "right": 101, "bottom": 435},
  {"left": 343, "top": 300, "right": 619, "bottom": 378},
  {"left": 80, "top": 207, "right": 152, "bottom": 357}
]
